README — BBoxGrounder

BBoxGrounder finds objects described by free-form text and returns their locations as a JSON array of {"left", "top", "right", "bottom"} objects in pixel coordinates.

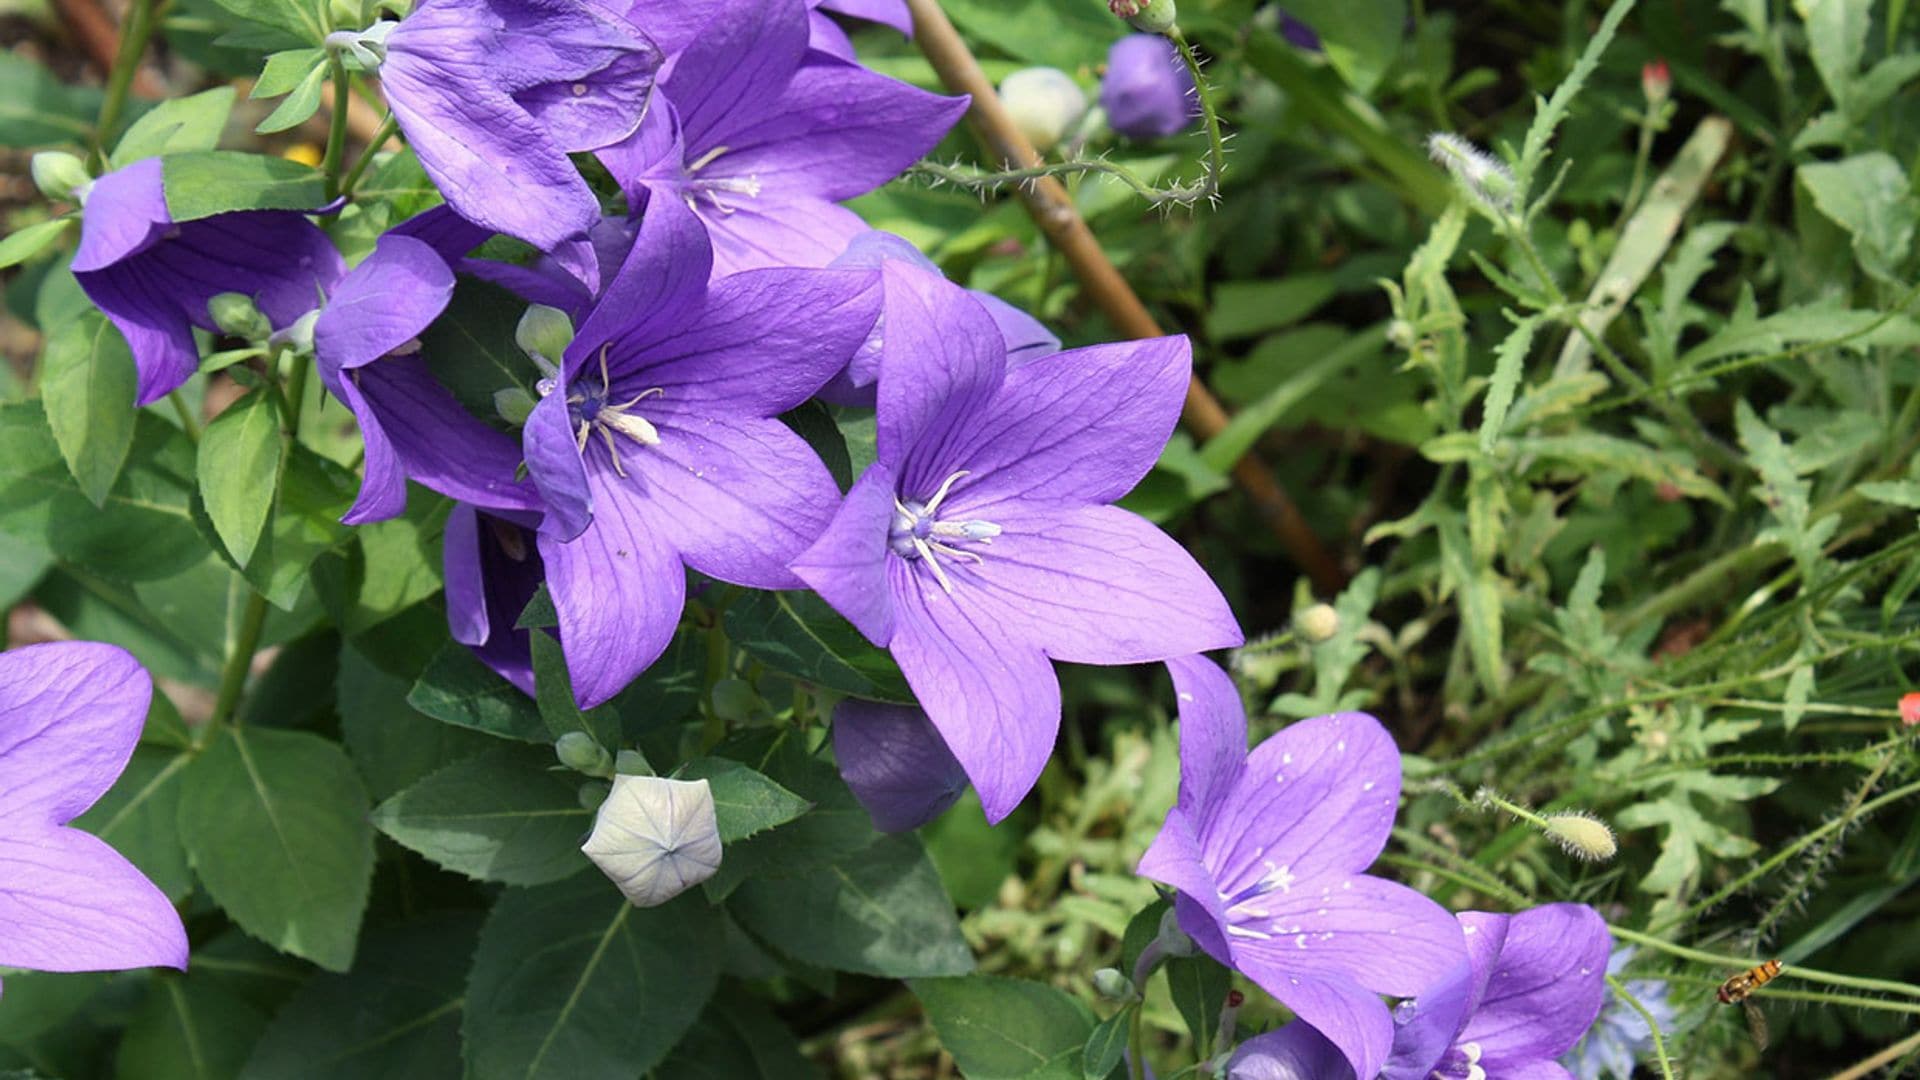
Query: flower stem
[
  {"left": 1168, "top": 29, "right": 1226, "bottom": 204},
  {"left": 91, "top": 0, "right": 155, "bottom": 165},
  {"left": 208, "top": 590, "right": 270, "bottom": 730},
  {"left": 167, "top": 390, "right": 200, "bottom": 442},
  {"left": 1603, "top": 974, "right": 1675, "bottom": 1080},
  {"left": 1826, "top": 1028, "right": 1920, "bottom": 1080},
  {"left": 321, "top": 56, "right": 352, "bottom": 199},
  {"left": 1609, "top": 923, "right": 1920, "bottom": 1000},
  {"left": 1127, "top": 1003, "right": 1147, "bottom": 1080},
  {"left": 338, "top": 113, "right": 399, "bottom": 198}
]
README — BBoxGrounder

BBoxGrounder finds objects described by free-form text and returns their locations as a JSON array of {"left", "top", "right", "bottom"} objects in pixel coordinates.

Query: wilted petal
[
  {"left": 630, "top": 412, "right": 838, "bottom": 589},
  {"left": 926, "top": 505, "right": 1241, "bottom": 665},
  {"left": 0, "top": 828, "right": 188, "bottom": 974},
  {"left": 538, "top": 467, "right": 686, "bottom": 708},
  {"left": 889, "top": 572, "right": 1059, "bottom": 824},
  {"left": 832, "top": 700, "right": 967, "bottom": 832},
  {"left": 946, "top": 336, "right": 1191, "bottom": 514},
  {"left": 790, "top": 465, "right": 900, "bottom": 646},
  {"left": 1228, "top": 1023, "right": 1354, "bottom": 1080},
  {"left": 0, "top": 642, "right": 149, "bottom": 822},
  {"left": 582, "top": 775, "right": 722, "bottom": 907},
  {"left": 1164, "top": 655, "right": 1246, "bottom": 822}
]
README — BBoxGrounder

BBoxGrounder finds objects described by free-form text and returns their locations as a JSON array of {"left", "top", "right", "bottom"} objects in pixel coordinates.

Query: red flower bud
[
  {"left": 1900, "top": 691, "right": 1920, "bottom": 727},
  {"left": 1641, "top": 59, "right": 1671, "bottom": 105}
]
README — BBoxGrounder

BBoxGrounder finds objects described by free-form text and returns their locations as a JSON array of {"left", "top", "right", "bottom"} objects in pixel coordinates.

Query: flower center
[
  {"left": 888, "top": 470, "right": 1001, "bottom": 595},
  {"left": 546, "top": 344, "right": 663, "bottom": 478},
  {"left": 1432, "top": 1042, "right": 1485, "bottom": 1080},
  {"left": 682, "top": 145, "right": 762, "bottom": 215}
]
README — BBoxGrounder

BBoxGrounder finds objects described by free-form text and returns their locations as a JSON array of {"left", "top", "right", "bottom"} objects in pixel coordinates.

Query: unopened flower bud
[
  {"left": 1428, "top": 132, "right": 1515, "bottom": 213},
  {"left": 31, "top": 152, "right": 90, "bottom": 203},
  {"left": 515, "top": 303, "right": 573, "bottom": 367},
  {"left": 207, "top": 292, "right": 272, "bottom": 341},
  {"left": 555, "top": 730, "right": 613, "bottom": 777},
  {"left": 582, "top": 775, "right": 722, "bottom": 907},
  {"left": 493, "top": 386, "right": 535, "bottom": 425},
  {"left": 1110, "top": 0, "right": 1177, "bottom": 35},
  {"left": 998, "top": 67, "right": 1087, "bottom": 153},
  {"left": 1295, "top": 602, "right": 1340, "bottom": 643},
  {"left": 1543, "top": 812, "right": 1617, "bottom": 862},
  {"left": 1641, "top": 59, "right": 1671, "bottom": 107},
  {"left": 1100, "top": 34, "right": 1198, "bottom": 141},
  {"left": 1156, "top": 907, "right": 1197, "bottom": 957},
  {"left": 1900, "top": 692, "right": 1920, "bottom": 727},
  {"left": 1092, "top": 967, "right": 1135, "bottom": 1000}
]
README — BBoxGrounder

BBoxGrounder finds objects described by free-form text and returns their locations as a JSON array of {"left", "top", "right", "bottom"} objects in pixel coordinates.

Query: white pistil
[
  {"left": 890, "top": 470, "right": 1002, "bottom": 596},
  {"left": 682, "top": 144, "right": 763, "bottom": 215}
]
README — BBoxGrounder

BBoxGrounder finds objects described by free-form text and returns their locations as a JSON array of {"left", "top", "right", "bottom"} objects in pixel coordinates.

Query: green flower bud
[
  {"left": 516, "top": 303, "right": 574, "bottom": 367},
  {"left": 1295, "top": 602, "right": 1341, "bottom": 643},
  {"left": 1092, "top": 967, "right": 1135, "bottom": 1000},
  {"left": 555, "top": 730, "right": 614, "bottom": 776},
  {"left": 1110, "top": 0, "right": 1177, "bottom": 34},
  {"left": 493, "top": 386, "right": 536, "bottom": 426},
  {"left": 207, "top": 292, "right": 273, "bottom": 341},
  {"left": 31, "top": 152, "right": 90, "bottom": 203}
]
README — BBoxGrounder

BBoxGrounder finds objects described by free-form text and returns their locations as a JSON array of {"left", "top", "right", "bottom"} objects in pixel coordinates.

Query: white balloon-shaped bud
[
  {"left": 999, "top": 67, "right": 1088, "bottom": 152},
  {"left": 581, "top": 775, "right": 722, "bottom": 907}
]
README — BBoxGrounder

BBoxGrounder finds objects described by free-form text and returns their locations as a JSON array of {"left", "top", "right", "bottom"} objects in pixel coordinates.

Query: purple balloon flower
[
  {"left": 1135, "top": 655, "right": 1463, "bottom": 1079},
  {"left": 311, "top": 232, "right": 543, "bottom": 525},
  {"left": 599, "top": 0, "right": 966, "bottom": 275},
  {"left": 378, "top": 0, "right": 661, "bottom": 276},
  {"left": 818, "top": 230, "right": 1059, "bottom": 406},
  {"left": 1230, "top": 903, "right": 1612, "bottom": 1080},
  {"left": 71, "top": 157, "right": 342, "bottom": 406},
  {"left": 0, "top": 641, "right": 188, "bottom": 987},
  {"left": 790, "top": 266, "right": 1241, "bottom": 822},
  {"left": 833, "top": 699, "right": 970, "bottom": 832},
  {"left": 1100, "top": 34, "right": 1199, "bottom": 141},
  {"left": 521, "top": 197, "right": 878, "bottom": 707},
  {"left": 444, "top": 505, "right": 545, "bottom": 695}
]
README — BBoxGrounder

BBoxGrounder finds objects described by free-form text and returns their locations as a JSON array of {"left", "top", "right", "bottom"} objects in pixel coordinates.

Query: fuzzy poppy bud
[
  {"left": 31, "top": 151, "right": 89, "bottom": 203},
  {"left": 1641, "top": 59, "right": 1671, "bottom": 106},
  {"left": 1543, "top": 812, "right": 1617, "bottom": 862},
  {"left": 998, "top": 67, "right": 1087, "bottom": 153},
  {"left": 582, "top": 775, "right": 722, "bottom": 907},
  {"left": 1427, "top": 132, "right": 1515, "bottom": 213},
  {"left": 1110, "top": 0, "right": 1177, "bottom": 35}
]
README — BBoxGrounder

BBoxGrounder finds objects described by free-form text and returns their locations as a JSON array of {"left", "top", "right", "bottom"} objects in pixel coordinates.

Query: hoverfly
[{"left": 1718, "top": 959, "right": 1783, "bottom": 1050}]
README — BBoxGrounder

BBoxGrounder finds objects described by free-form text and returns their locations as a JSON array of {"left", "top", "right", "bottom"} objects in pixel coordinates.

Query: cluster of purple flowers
[{"left": 40, "top": 3, "right": 1632, "bottom": 1070}]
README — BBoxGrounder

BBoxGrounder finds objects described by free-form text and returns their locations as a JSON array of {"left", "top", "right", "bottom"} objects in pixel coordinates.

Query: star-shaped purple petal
[
  {"left": 0, "top": 642, "right": 188, "bottom": 987},
  {"left": 1135, "top": 655, "right": 1464, "bottom": 1079},
  {"left": 792, "top": 266, "right": 1240, "bottom": 822}
]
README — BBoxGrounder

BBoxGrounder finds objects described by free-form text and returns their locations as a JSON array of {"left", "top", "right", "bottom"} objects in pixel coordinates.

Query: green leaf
[
  {"left": 653, "top": 998, "right": 823, "bottom": 1080},
  {"left": 419, "top": 278, "right": 542, "bottom": 419},
  {"left": 701, "top": 733, "right": 878, "bottom": 896},
  {"left": 162, "top": 152, "right": 326, "bottom": 220},
  {"left": 239, "top": 915, "right": 478, "bottom": 1080},
  {"left": 1082, "top": 1005, "right": 1131, "bottom": 1080},
  {"left": 1438, "top": 519, "right": 1507, "bottom": 694},
  {"left": 73, "top": 744, "right": 194, "bottom": 901},
  {"left": 1200, "top": 325, "right": 1388, "bottom": 473},
  {"left": 911, "top": 975, "right": 1096, "bottom": 1080},
  {"left": 730, "top": 832, "right": 973, "bottom": 978},
  {"left": 1478, "top": 314, "right": 1541, "bottom": 451},
  {"left": 1277, "top": 0, "right": 1405, "bottom": 94},
  {"left": 115, "top": 977, "right": 272, "bottom": 1080},
  {"left": 408, "top": 641, "right": 548, "bottom": 743},
  {"left": 1799, "top": 0, "right": 1870, "bottom": 113},
  {"left": 203, "top": 0, "right": 328, "bottom": 45},
  {"left": 0, "top": 404, "right": 205, "bottom": 581},
  {"left": 0, "top": 53, "right": 102, "bottom": 148},
  {"left": 463, "top": 879, "right": 721, "bottom": 1079},
  {"left": 255, "top": 61, "right": 329, "bottom": 134},
  {"left": 337, "top": 645, "right": 497, "bottom": 801},
  {"left": 229, "top": 445, "right": 356, "bottom": 610},
  {"left": 531, "top": 629, "right": 621, "bottom": 746},
  {"left": 198, "top": 389, "right": 284, "bottom": 568},
  {"left": 724, "top": 589, "right": 914, "bottom": 703},
  {"left": 110, "top": 87, "right": 236, "bottom": 167},
  {"left": 677, "top": 757, "right": 811, "bottom": 843},
  {"left": 251, "top": 47, "right": 327, "bottom": 97},
  {"left": 1797, "top": 152, "right": 1920, "bottom": 281},
  {"left": 373, "top": 743, "right": 592, "bottom": 885},
  {"left": 0, "top": 217, "right": 75, "bottom": 270},
  {"left": 1857, "top": 479, "right": 1920, "bottom": 508},
  {"left": 1512, "top": 0, "right": 1634, "bottom": 197},
  {"left": 40, "top": 310, "right": 137, "bottom": 506},
  {"left": 937, "top": 0, "right": 1117, "bottom": 68},
  {"left": 1166, "top": 955, "right": 1229, "bottom": 1060},
  {"left": 178, "top": 726, "right": 375, "bottom": 971}
]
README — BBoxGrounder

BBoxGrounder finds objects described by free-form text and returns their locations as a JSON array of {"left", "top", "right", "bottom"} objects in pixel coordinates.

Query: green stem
[
  {"left": 167, "top": 390, "right": 200, "bottom": 442},
  {"left": 1127, "top": 1001, "right": 1148, "bottom": 1080},
  {"left": 1169, "top": 29, "right": 1227, "bottom": 201},
  {"left": 1610, "top": 921, "right": 1920, "bottom": 1000},
  {"left": 207, "top": 591, "right": 270, "bottom": 730},
  {"left": 338, "top": 113, "right": 399, "bottom": 198},
  {"left": 92, "top": 0, "right": 157, "bottom": 164},
  {"left": 1604, "top": 975, "right": 1675, "bottom": 1080},
  {"left": 320, "top": 56, "right": 352, "bottom": 199}
]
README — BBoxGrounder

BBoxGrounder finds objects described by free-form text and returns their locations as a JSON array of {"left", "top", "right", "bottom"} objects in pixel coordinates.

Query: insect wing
[{"left": 1742, "top": 999, "right": 1770, "bottom": 1051}]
